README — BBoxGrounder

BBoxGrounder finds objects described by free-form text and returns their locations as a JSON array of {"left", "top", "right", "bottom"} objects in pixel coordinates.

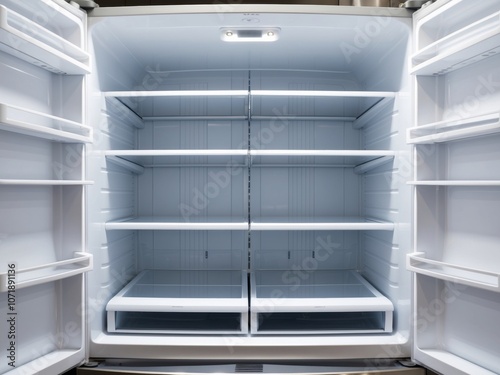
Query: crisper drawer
[{"left": 106, "top": 270, "right": 249, "bottom": 335}]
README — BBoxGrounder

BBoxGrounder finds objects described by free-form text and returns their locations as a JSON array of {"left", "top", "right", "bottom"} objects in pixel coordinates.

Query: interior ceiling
[{"left": 92, "top": 11, "right": 410, "bottom": 72}]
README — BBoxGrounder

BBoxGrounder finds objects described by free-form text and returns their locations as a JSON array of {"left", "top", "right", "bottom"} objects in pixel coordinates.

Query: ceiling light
[{"left": 220, "top": 28, "right": 280, "bottom": 42}]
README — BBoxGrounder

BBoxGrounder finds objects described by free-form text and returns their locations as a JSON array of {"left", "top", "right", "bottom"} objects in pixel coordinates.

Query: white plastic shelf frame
[
  {"left": 105, "top": 216, "right": 248, "bottom": 231},
  {"left": 250, "top": 270, "right": 393, "bottom": 334},
  {"left": 250, "top": 216, "right": 394, "bottom": 231},
  {"left": 106, "top": 270, "right": 249, "bottom": 334},
  {"left": 0, "top": 103, "right": 92, "bottom": 143},
  {"left": 412, "top": 9, "right": 500, "bottom": 76}
]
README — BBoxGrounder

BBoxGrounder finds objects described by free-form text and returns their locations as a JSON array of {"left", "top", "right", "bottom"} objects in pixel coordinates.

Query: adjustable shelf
[
  {"left": 250, "top": 150, "right": 394, "bottom": 172},
  {"left": 0, "top": 103, "right": 92, "bottom": 142},
  {"left": 407, "top": 252, "right": 500, "bottom": 292},
  {"left": 407, "top": 113, "right": 500, "bottom": 144},
  {"left": 250, "top": 217, "right": 394, "bottom": 231},
  {"left": 0, "top": 252, "right": 92, "bottom": 292},
  {"left": 105, "top": 150, "right": 248, "bottom": 172},
  {"left": 250, "top": 270, "right": 393, "bottom": 334},
  {"left": 412, "top": 11, "right": 500, "bottom": 76},
  {"left": 106, "top": 269, "right": 249, "bottom": 334},
  {"left": 251, "top": 90, "right": 395, "bottom": 119},
  {"left": 408, "top": 181, "right": 500, "bottom": 186},
  {"left": 0, "top": 5, "right": 90, "bottom": 75},
  {"left": 103, "top": 90, "right": 249, "bottom": 118},
  {"left": 106, "top": 216, "right": 248, "bottom": 231}
]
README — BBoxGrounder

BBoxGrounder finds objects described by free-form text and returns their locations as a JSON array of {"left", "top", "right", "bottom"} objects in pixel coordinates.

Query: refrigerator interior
[
  {"left": 86, "top": 7, "right": 413, "bottom": 360},
  {"left": 409, "top": 0, "right": 500, "bottom": 373}
]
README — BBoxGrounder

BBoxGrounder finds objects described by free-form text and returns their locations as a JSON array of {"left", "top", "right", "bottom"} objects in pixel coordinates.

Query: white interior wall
[{"left": 87, "top": 7, "right": 413, "bottom": 355}]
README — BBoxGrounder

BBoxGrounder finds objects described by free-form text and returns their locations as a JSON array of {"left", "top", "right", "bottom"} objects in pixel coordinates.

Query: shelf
[
  {"left": 250, "top": 217, "right": 394, "bottom": 231},
  {"left": 407, "top": 252, "right": 500, "bottom": 292},
  {"left": 408, "top": 181, "right": 500, "bottom": 186},
  {"left": 250, "top": 270, "right": 393, "bottom": 334},
  {"left": 0, "top": 5, "right": 90, "bottom": 75},
  {"left": 251, "top": 90, "right": 395, "bottom": 98},
  {"left": 0, "top": 103, "right": 92, "bottom": 142},
  {"left": 0, "top": 252, "right": 92, "bottom": 292},
  {"left": 104, "top": 90, "right": 394, "bottom": 119},
  {"left": 412, "top": 11, "right": 500, "bottom": 76},
  {"left": 407, "top": 113, "right": 500, "bottom": 144},
  {"left": 251, "top": 90, "right": 395, "bottom": 119},
  {"left": 0, "top": 179, "right": 93, "bottom": 185},
  {"left": 106, "top": 270, "right": 248, "bottom": 334},
  {"left": 105, "top": 150, "right": 248, "bottom": 170},
  {"left": 250, "top": 150, "right": 395, "bottom": 170},
  {"left": 143, "top": 116, "right": 248, "bottom": 121},
  {"left": 106, "top": 216, "right": 249, "bottom": 231}
]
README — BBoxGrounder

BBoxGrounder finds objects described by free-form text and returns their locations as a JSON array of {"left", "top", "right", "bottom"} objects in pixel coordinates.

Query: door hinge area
[
  {"left": 400, "top": 0, "right": 435, "bottom": 10},
  {"left": 67, "top": 0, "right": 99, "bottom": 11}
]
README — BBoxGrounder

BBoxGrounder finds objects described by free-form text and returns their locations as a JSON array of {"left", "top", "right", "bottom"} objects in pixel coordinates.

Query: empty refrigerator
[{"left": 0, "top": 0, "right": 500, "bottom": 374}]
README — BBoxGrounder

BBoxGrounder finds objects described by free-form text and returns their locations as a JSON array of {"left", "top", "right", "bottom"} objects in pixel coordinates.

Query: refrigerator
[{"left": 0, "top": 0, "right": 500, "bottom": 373}]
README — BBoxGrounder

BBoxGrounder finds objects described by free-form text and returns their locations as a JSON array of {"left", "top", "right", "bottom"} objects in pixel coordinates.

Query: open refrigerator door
[
  {"left": 0, "top": 0, "right": 92, "bottom": 373},
  {"left": 409, "top": 0, "right": 500, "bottom": 374}
]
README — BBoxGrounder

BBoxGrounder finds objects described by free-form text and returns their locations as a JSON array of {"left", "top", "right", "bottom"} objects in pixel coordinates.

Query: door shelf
[
  {"left": 250, "top": 270, "right": 393, "bottom": 334},
  {"left": 416, "top": 349, "right": 498, "bottom": 375},
  {"left": 0, "top": 179, "right": 93, "bottom": 185},
  {"left": 251, "top": 217, "right": 394, "bottom": 231},
  {"left": 0, "top": 103, "right": 92, "bottom": 143},
  {"left": 407, "top": 113, "right": 500, "bottom": 144},
  {"left": 106, "top": 216, "right": 249, "bottom": 231},
  {"left": 106, "top": 269, "right": 249, "bottom": 334},
  {"left": 412, "top": 11, "right": 500, "bottom": 76},
  {"left": 407, "top": 252, "right": 500, "bottom": 292},
  {"left": 0, "top": 5, "right": 90, "bottom": 75},
  {"left": 0, "top": 252, "right": 92, "bottom": 292}
]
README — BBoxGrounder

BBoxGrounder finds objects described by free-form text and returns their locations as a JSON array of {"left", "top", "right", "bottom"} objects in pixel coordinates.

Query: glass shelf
[
  {"left": 251, "top": 216, "right": 394, "bottom": 231},
  {"left": 106, "top": 216, "right": 249, "bottom": 231}
]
